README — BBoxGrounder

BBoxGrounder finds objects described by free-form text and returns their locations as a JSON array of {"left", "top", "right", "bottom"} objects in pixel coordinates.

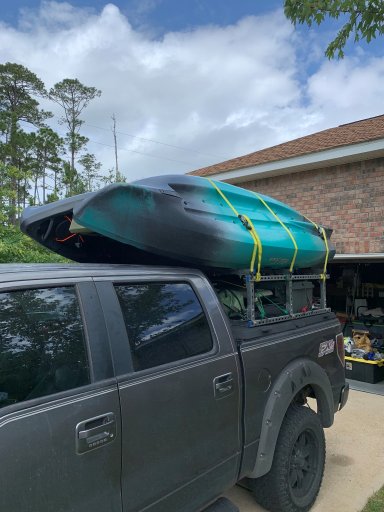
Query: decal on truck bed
[{"left": 318, "top": 339, "right": 335, "bottom": 357}]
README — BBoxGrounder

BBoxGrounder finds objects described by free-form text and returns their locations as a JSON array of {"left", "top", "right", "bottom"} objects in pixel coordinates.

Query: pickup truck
[{"left": 0, "top": 263, "right": 348, "bottom": 512}]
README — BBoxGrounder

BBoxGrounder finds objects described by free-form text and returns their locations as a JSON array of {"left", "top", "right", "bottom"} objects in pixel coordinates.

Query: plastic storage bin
[{"left": 345, "top": 356, "right": 384, "bottom": 383}]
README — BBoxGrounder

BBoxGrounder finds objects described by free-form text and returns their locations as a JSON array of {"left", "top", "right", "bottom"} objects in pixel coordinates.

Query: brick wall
[{"left": 240, "top": 157, "right": 384, "bottom": 254}]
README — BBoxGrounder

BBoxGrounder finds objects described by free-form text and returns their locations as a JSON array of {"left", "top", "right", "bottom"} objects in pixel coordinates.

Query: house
[
  {"left": 190, "top": 115, "right": 384, "bottom": 378},
  {"left": 190, "top": 115, "right": 384, "bottom": 257}
]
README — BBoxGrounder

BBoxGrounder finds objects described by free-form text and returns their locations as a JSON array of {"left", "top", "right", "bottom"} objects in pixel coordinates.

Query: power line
[
  {"left": 84, "top": 122, "right": 227, "bottom": 159},
  {"left": 87, "top": 138, "right": 193, "bottom": 165},
  {"left": 18, "top": 120, "right": 215, "bottom": 167}
]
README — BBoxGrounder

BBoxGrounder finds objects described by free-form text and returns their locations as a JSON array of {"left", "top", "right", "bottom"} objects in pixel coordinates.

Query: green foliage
[
  {"left": 29, "top": 127, "right": 65, "bottom": 204},
  {"left": 78, "top": 153, "right": 102, "bottom": 191},
  {"left": 0, "top": 63, "right": 54, "bottom": 224},
  {"left": 0, "top": 62, "right": 125, "bottom": 266},
  {"left": 0, "top": 163, "right": 20, "bottom": 222},
  {"left": 0, "top": 62, "right": 51, "bottom": 126},
  {"left": 49, "top": 78, "right": 102, "bottom": 176},
  {"left": 0, "top": 225, "right": 68, "bottom": 263},
  {"left": 362, "top": 485, "right": 384, "bottom": 512},
  {"left": 101, "top": 168, "right": 127, "bottom": 185},
  {"left": 49, "top": 78, "right": 101, "bottom": 121},
  {"left": 0, "top": 63, "right": 109, "bottom": 230},
  {"left": 284, "top": 0, "right": 384, "bottom": 58},
  {"left": 61, "top": 160, "right": 87, "bottom": 196}
]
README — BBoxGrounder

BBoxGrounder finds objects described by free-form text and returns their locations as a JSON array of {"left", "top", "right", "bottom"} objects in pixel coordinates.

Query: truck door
[
  {"left": 0, "top": 281, "right": 122, "bottom": 512},
  {"left": 96, "top": 275, "right": 241, "bottom": 512}
]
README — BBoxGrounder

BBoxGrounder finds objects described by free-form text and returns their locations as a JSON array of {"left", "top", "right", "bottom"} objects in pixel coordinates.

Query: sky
[{"left": 1, "top": 0, "right": 384, "bottom": 182}]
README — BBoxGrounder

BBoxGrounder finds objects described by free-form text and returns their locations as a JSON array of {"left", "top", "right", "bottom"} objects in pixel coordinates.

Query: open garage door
[{"left": 328, "top": 254, "right": 384, "bottom": 391}]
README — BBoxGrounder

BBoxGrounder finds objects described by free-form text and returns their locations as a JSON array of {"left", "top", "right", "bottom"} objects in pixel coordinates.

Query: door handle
[
  {"left": 213, "top": 373, "right": 234, "bottom": 399},
  {"left": 76, "top": 412, "right": 116, "bottom": 454},
  {"left": 78, "top": 417, "right": 115, "bottom": 439},
  {"left": 216, "top": 383, "right": 232, "bottom": 392}
]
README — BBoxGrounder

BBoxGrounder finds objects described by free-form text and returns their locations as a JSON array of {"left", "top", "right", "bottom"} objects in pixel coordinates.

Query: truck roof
[{"left": 0, "top": 263, "right": 206, "bottom": 282}]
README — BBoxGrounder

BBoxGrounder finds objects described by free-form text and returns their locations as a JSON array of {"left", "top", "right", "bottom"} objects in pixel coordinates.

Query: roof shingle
[{"left": 190, "top": 115, "right": 384, "bottom": 177}]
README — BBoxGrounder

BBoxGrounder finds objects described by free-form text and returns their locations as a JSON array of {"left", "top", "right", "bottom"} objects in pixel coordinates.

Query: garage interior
[{"left": 328, "top": 256, "right": 384, "bottom": 394}]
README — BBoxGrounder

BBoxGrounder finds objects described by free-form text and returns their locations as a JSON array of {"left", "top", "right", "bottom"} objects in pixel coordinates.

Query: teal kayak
[{"left": 20, "top": 174, "right": 334, "bottom": 272}]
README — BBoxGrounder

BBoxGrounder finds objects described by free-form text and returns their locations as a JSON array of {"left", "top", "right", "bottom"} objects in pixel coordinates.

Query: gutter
[{"left": 332, "top": 253, "right": 384, "bottom": 262}]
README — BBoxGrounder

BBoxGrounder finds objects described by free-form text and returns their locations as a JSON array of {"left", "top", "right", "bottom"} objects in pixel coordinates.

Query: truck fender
[{"left": 248, "top": 357, "right": 334, "bottom": 479}]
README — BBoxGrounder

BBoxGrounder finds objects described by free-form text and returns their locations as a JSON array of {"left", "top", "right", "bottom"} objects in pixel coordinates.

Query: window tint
[
  {"left": 0, "top": 287, "right": 90, "bottom": 408},
  {"left": 115, "top": 283, "right": 213, "bottom": 371}
]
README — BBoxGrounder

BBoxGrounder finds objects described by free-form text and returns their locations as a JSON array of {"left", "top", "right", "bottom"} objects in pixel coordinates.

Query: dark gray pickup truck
[{"left": 0, "top": 264, "right": 348, "bottom": 512}]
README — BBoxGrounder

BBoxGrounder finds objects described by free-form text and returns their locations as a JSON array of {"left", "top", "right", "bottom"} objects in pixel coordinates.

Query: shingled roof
[{"left": 190, "top": 115, "right": 384, "bottom": 178}]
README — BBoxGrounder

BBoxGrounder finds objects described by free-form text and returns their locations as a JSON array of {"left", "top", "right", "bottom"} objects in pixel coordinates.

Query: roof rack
[{"left": 244, "top": 272, "right": 330, "bottom": 327}]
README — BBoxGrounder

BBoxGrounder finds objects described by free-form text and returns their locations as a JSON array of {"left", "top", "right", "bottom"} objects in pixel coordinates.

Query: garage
[{"left": 328, "top": 255, "right": 384, "bottom": 391}]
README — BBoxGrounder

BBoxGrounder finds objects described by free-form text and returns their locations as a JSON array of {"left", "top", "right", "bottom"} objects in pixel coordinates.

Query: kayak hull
[{"left": 20, "top": 175, "right": 335, "bottom": 272}]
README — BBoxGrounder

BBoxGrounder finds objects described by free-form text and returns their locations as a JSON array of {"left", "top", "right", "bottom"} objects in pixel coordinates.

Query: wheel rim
[{"left": 289, "top": 428, "right": 319, "bottom": 499}]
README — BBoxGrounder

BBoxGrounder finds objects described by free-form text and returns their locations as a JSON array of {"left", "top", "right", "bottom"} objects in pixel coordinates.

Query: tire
[{"left": 249, "top": 405, "right": 325, "bottom": 512}]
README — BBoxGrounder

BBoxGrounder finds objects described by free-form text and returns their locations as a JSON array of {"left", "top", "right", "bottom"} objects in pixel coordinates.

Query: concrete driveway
[{"left": 225, "top": 389, "right": 384, "bottom": 512}]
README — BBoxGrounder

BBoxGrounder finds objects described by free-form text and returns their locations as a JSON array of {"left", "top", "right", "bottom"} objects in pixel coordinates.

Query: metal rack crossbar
[{"left": 245, "top": 273, "right": 330, "bottom": 327}]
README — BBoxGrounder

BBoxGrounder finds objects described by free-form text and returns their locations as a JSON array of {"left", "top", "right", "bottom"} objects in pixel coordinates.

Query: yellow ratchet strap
[
  {"left": 206, "top": 179, "right": 262, "bottom": 280},
  {"left": 303, "top": 214, "right": 319, "bottom": 231},
  {"left": 252, "top": 192, "right": 298, "bottom": 273},
  {"left": 303, "top": 215, "right": 329, "bottom": 281},
  {"left": 241, "top": 214, "right": 262, "bottom": 281},
  {"left": 320, "top": 227, "right": 330, "bottom": 281}
]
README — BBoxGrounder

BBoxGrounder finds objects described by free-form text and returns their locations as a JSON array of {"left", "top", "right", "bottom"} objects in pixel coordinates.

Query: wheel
[{"left": 249, "top": 405, "right": 325, "bottom": 512}]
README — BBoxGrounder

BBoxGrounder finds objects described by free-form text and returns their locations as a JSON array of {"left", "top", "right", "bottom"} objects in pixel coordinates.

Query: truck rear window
[{"left": 115, "top": 282, "right": 213, "bottom": 371}]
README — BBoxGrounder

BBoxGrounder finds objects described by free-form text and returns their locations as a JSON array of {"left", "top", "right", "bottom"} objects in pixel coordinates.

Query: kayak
[{"left": 20, "top": 174, "right": 335, "bottom": 272}]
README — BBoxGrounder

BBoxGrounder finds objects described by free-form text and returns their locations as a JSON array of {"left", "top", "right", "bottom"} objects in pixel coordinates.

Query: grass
[{"left": 362, "top": 485, "right": 384, "bottom": 512}]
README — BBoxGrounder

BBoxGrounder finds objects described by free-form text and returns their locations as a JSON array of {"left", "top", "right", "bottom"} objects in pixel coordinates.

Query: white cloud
[
  {"left": 307, "top": 56, "right": 384, "bottom": 124},
  {"left": 1, "top": 1, "right": 384, "bottom": 181}
]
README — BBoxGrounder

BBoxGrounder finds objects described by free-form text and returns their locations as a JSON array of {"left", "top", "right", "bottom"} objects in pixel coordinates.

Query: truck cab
[{"left": 0, "top": 264, "right": 348, "bottom": 512}]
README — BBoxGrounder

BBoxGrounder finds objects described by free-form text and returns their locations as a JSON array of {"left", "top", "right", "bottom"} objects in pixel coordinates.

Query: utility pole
[{"left": 111, "top": 113, "right": 119, "bottom": 181}]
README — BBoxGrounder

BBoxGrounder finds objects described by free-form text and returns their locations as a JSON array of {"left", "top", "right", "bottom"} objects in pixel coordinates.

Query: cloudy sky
[{"left": 2, "top": 0, "right": 384, "bottom": 181}]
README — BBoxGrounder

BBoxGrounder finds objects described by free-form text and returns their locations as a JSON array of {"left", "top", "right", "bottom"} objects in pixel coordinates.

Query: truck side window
[
  {"left": 115, "top": 282, "right": 213, "bottom": 371},
  {"left": 0, "top": 287, "right": 90, "bottom": 408}
]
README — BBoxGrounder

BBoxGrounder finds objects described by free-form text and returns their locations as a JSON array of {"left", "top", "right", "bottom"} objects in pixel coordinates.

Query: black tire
[{"left": 249, "top": 405, "right": 325, "bottom": 512}]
